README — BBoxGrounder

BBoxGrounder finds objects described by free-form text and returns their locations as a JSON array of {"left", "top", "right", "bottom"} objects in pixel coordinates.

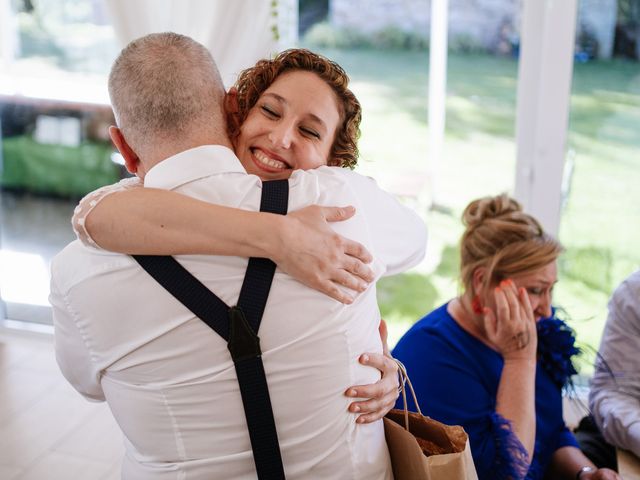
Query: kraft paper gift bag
[{"left": 384, "top": 361, "right": 478, "bottom": 480}]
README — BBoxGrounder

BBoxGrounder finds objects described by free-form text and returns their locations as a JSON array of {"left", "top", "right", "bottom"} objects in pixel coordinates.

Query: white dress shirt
[
  {"left": 50, "top": 145, "right": 426, "bottom": 479},
  {"left": 590, "top": 270, "right": 640, "bottom": 457}
]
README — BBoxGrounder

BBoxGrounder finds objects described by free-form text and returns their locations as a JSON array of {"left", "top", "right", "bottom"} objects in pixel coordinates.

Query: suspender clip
[{"left": 227, "top": 305, "right": 262, "bottom": 362}]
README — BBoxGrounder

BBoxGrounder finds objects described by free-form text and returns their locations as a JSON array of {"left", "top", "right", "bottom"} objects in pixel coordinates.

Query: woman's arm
[
  {"left": 73, "top": 185, "right": 374, "bottom": 303},
  {"left": 546, "top": 446, "right": 620, "bottom": 479},
  {"left": 485, "top": 280, "right": 538, "bottom": 461},
  {"left": 73, "top": 177, "right": 143, "bottom": 248}
]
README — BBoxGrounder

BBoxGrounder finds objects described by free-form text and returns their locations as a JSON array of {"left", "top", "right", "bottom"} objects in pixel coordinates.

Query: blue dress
[{"left": 392, "top": 303, "right": 580, "bottom": 480}]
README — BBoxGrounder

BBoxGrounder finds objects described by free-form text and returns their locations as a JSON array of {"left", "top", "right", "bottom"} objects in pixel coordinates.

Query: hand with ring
[{"left": 482, "top": 279, "right": 538, "bottom": 362}]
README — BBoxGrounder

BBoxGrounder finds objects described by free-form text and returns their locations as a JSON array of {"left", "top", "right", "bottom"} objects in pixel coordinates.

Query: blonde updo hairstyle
[{"left": 460, "top": 194, "right": 563, "bottom": 296}]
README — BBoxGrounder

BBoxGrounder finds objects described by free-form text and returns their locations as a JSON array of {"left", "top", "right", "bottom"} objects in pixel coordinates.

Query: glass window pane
[
  {"left": 1, "top": 0, "right": 120, "bottom": 325},
  {"left": 557, "top": 0, "right": 640, "bottom": 359},
  {"left": 301, "top": 1, "right": 522, "bottom": 343}
]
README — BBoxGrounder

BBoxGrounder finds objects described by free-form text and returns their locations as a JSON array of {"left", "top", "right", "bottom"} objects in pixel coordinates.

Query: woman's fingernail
[
  {"left": 361, "top": 354, "right": 369, "bottom": 363},
  {"left": 351, "top": 405, "right": 360, "bottom": 412},
  {"left": 347, "top": 389, "right": 357, "bottom": 397}
]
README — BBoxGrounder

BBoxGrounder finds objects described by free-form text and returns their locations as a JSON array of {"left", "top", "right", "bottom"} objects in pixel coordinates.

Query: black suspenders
[{"left": 134, "top": 179, "right": 289, "bottom": 479}]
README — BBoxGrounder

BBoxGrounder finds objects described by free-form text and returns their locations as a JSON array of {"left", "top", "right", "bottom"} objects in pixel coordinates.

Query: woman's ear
[{"left": 471, "top": 267, "right": 487, "bottom": 296}]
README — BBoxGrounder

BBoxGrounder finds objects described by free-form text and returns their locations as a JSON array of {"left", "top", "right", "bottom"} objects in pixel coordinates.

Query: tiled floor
[
  {"left": 0, "top": 327, "right": 123, "bottom": 480},
  {"left": 0, "top": 190, "right": 123, "bottom": 478}
]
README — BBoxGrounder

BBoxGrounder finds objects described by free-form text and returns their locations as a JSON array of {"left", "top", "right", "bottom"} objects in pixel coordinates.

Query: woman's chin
[{"left": 259, "top": 170, "right": 293, "bottom": 181}]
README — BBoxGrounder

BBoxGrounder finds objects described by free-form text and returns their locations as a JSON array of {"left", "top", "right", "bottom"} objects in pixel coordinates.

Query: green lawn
[{"left": 312, "top": 48, "right": 640, "bottom": 369}]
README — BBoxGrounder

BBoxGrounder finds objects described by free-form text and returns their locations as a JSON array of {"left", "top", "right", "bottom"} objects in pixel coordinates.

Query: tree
[
  {"left": 618, "top": 0, "right": 640, "bottom": 23},
  {"left": 617, "top": 0, "right": 640, "bottom": 59}
]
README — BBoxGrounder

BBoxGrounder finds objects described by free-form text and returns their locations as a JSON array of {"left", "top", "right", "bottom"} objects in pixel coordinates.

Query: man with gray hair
[
  {"left": 51, "top": 32, "right": 426, "bottom": 479},
  {"left": 106, "top": 31, "right": 231, "bottom": 181}
]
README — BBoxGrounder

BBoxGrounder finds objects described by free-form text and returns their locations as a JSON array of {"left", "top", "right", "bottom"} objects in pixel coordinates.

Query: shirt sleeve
[
  {"left": 343, "top": 171, "right": 427, "bottom": 276},
  {"left": 49, "top": 270, "right": 105, "bottom": 402},
  {"left": 392, "top": 325, "right": 528, "bottom": 480},
  {"left": 72, "top": 177, "right": 143, "bottom": 248},
  {"left": 589, "top": 272, "right": 640, "bottom": 457}
]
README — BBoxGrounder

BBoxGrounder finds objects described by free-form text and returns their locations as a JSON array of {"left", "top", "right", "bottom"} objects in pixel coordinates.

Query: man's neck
[{"left": 141, "top": 134, "right": 234, "bottom": 176}]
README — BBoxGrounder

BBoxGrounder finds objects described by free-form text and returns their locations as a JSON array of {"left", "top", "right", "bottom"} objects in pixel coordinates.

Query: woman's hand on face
[
  {"left": 345, "top": 351, "right": 399, "bottom": 424},
  {"left": 275, "top": 205, "right": 374, "bottom": 304},
  {"left": 483, "top": 279, "right": 537, "bottom": 362}
]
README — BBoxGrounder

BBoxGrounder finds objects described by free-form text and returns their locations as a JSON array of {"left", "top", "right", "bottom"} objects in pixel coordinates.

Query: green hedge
[{"left": 1, "top": 135, "right": 120, "bottom": 197}]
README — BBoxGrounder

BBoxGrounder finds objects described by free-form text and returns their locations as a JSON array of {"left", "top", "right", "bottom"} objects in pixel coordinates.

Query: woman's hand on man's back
[{"left": 275, "top": 205, "right": 375, "bottom": 303}]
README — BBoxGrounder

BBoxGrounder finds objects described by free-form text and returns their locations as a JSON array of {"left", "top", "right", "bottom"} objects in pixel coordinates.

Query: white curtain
[
  {"left": 104, "top": 0, "right": 277, "bottom": 87},
  {"left": 0, "top": 0, "right": 18, "bottom": 69}
]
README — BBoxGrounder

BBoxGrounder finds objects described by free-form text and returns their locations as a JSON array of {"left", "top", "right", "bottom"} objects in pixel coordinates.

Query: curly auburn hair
[{"left": 227, "top": 48, "right": 362, "bottom": 168}]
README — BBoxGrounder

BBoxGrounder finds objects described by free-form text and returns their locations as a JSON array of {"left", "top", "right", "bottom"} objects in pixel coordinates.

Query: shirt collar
[{"left": 144, "top": 145, "right": 246, "bottom": 190}]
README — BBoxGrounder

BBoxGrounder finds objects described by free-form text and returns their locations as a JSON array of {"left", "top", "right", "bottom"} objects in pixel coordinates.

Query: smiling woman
[
  {"left": 227, "top": 48, "right": 362, "bottom": 170},
  {"left": 234, "top": 70, "right": 341, "bottom": 180}
]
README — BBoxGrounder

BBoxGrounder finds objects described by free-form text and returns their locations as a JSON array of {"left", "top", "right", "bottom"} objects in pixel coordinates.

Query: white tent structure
[
  {"left": 103, "top": 0, "right": 286, "bottom": 88},
  {"left": 2, "top": 3, "right": 640, "bottom": 476},
  {"left": 514, "top": 0, "right": 578, "bottom": 236}
]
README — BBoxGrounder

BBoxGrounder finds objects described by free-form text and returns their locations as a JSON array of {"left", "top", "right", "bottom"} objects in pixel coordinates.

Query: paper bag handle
[{"left": 395, "top": 359, "right": 422, "bottom": 430}]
